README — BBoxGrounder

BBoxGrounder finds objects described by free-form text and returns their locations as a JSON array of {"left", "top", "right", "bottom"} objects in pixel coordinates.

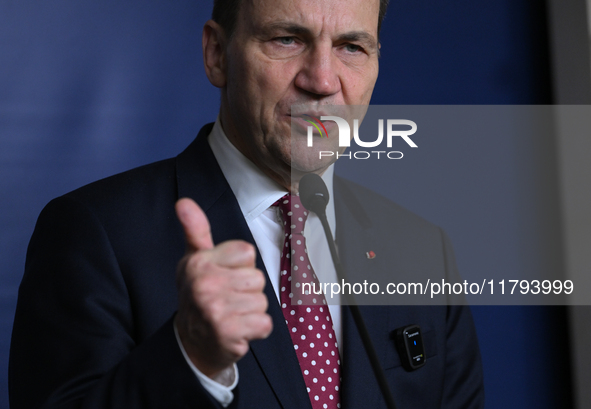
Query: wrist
[{"left": 174, "top": 312, "right": 233, "bottom": 379}]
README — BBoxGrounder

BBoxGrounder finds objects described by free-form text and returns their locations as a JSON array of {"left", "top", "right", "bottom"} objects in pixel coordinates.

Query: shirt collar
[{"left": 207, "top": 117, "right": 335, "bottom": 226}]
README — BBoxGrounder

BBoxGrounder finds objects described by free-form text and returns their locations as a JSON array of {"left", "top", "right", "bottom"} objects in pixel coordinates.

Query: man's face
[{"left": 215, "top": 0, "right": 380, "bottom": 188}]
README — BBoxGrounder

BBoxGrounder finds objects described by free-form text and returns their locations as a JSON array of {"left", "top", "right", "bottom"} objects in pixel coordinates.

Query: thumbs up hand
[{"left": 174, "top": 198, "right": 273, "bottom": 379}]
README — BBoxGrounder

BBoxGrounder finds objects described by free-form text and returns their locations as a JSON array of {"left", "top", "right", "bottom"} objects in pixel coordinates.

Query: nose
[{"left": 294, "top": 44, "right": 341, "bottom": 97}]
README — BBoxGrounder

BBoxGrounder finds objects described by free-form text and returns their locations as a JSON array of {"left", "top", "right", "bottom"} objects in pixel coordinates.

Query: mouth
[{"left": 287, "top": 112, "right": 338, "bottom": 137}]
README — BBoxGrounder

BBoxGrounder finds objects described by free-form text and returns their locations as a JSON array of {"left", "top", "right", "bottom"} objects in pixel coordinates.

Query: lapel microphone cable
[{"left": 299, "top": 173, "right": 398, "bottom": 409}]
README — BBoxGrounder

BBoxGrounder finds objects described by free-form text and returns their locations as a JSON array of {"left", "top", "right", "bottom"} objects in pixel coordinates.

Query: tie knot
[{"left": 273, "top": 194, "right": 309, "bottom": 235}]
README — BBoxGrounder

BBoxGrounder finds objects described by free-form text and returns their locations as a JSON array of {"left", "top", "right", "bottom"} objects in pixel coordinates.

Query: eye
[
  {"left": 344, "top": 44, "right": 362, "bottom": 53},
  {"left": 276, "top": 36, "right": 295, "bottom": 45}
]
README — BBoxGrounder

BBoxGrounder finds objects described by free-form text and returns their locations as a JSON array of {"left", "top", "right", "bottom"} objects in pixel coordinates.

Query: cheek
[
  {"left": 343, "top": 64, "right": 379, "bottom": 104},
  {"left": 257, "top": 61, "right": 298, "bottom": 99},
  {"left": 230, "top": 61, "right": 291, "bottom": 120}
]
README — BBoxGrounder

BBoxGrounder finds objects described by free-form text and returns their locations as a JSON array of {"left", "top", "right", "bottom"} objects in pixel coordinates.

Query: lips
[
  {"left": 289, "top": 112, "right": 340, "bottom": 135},
  {"left": 283, "top": 102, "right": 353, "bottom": 140},
  {"left": 293, "top": 109, "right": 333, "bottom": 119}
]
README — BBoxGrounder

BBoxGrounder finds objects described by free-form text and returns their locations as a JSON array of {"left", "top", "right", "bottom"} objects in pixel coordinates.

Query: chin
[{"left": 289, "top": 152, "right": 337, "bottom": 175}]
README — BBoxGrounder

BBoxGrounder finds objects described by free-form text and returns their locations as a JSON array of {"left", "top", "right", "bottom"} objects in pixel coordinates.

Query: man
[{"left": 10, "top": 0, "right": 484, "bottom": 408}]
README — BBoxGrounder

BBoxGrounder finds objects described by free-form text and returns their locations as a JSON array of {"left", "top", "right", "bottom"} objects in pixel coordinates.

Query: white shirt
[{"left": 175, "top": 118, "right": 341, "bottom": 407}]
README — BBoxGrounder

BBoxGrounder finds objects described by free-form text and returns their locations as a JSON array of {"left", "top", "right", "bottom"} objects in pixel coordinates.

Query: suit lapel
[
  {"left": 334, "top": 177, "right": 392, "bottom": 409},
  {"left": 175, "top": 125, "right": 312, "bottom": 409}
]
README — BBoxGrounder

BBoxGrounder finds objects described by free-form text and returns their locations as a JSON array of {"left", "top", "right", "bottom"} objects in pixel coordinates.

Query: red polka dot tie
[{"left": 274, "top": 194, "right": 341, "bottom": 409}]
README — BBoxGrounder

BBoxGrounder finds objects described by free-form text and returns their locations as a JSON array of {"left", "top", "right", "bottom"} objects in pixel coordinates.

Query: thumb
[{"left": 175, "top": 198, "right": 214, "bottom": 252}]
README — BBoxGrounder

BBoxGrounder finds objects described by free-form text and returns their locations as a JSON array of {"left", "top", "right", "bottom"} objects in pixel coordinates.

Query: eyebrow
[{"left": 259, "top": 22, "right": 378, "bottom": 50}]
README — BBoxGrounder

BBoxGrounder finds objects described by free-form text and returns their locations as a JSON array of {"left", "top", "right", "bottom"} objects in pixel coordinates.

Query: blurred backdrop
[{"left": 1, "top": 1, "right": 590, "bottom": 408}]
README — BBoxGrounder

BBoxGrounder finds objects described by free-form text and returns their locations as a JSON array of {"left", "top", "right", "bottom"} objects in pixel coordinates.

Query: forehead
[{"left": 240, "top": 0, "right": 380, "bottom": 38}]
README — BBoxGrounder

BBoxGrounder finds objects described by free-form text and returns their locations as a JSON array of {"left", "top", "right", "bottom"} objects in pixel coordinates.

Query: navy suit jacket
[{"left": 10, "top": 123, "right": 484, "bottom": 408}]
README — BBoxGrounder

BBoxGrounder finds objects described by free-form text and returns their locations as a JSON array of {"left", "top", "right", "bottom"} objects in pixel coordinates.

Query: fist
[{"left": 174, "top": 198, "right": 273, "bottom": 378}]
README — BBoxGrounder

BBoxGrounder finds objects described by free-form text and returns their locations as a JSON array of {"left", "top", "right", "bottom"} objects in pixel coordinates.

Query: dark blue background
[{"left": 0, "top": 1, "right": 571, "bottom": 408}]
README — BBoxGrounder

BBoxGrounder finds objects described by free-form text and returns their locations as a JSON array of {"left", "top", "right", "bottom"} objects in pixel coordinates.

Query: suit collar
[
  {"left": 175, "top": 123, "right": 228, "bottom": 215},
  {"left": 334, "top": 177, "right": 391, "bottom": 409}
]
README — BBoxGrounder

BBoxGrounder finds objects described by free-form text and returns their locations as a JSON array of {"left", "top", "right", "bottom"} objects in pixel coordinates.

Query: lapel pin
[{"left": 366, "top": 250, "right": 376, "bottom": 259}]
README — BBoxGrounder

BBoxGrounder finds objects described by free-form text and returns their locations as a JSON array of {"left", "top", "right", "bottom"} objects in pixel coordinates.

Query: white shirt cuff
[{"left": 173, "top": 323, "right": 239, "bottom": 407}]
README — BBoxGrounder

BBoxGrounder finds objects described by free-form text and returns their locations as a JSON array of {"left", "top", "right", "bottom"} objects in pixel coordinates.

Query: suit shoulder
[
  {"left": 65, "top": 158, "right": 177, "bottom": 205},
  {"left": 38, "top": 158, "right": 180, "bottom": 235}
]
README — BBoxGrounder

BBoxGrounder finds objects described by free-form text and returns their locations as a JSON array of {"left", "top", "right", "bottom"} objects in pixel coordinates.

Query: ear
[{"left": 202, "top": 20, "right": 227, "bottom": 88}]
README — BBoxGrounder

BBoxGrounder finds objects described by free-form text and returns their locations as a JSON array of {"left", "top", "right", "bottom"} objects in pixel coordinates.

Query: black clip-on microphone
[{"left": 299, "top": 173, "right": 398, "bottom": 409}]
